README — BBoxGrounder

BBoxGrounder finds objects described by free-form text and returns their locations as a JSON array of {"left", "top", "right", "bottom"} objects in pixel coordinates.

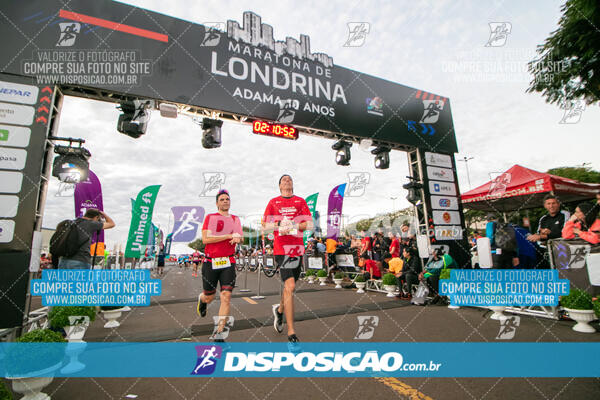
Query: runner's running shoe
[
  {"left": 288, "top": 334, "right": 299, "bottom": 343},
  {"left": 287, "top": 334, "right": 301, "bottom": 353},
  {"left": 197, "top": 294, "right": 207, "bottom": 317},
  {"left": 272, "top": 304, "right": 283, "bottom": 333}
]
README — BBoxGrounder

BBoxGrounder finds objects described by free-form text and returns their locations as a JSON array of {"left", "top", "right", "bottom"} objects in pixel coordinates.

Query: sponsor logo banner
[
  {"left": 432, "top": 210, "right": 461, "bottom": 225},
  {"left": 0, "top": 147, "right": 27, "bottom": 170},
  {"left": 0, "top": 102, "right": 34, "bottom": 125},
  {"left": 125, "top": 185, "right": 161, "bottom": 258},
  {"left": 0, "top": 342, "right": 597, "bottom": 377},
  {"left": 0, "top": 125, "right": 31, "bottom": 148},
  {"left": 0, "top": 195, "right": 19, "bottom": 218},
  {"left": 426, "top": 166, "right": 454, "bottom": 182},
  {"left": 0, "top": 220, "right": 15, "bottom": 243},
  {"left": 429, "top": 180, "right": 456, "bottom": 196},
  {"left": 0, "top": 171, "right": 23, "bottom": 193},
  {"left": 424, "top": 152, "right": 452, "bottom": 168},
  {"left": 326, "top": 184, "right": 346, "bottom": 241},
  {"left": 0, "top": 81, "right": 39, "bottom": 105},
  {"left": 434, "top": 225, "right": 463, "bottom": 241},
  {"left": 430, "top": 195, "right": 459, "bottom": 211}
]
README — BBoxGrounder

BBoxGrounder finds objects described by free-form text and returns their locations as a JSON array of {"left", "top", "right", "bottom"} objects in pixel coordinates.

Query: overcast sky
[{"left": 42, "top": 0, "right": 599, "bottom": 253}]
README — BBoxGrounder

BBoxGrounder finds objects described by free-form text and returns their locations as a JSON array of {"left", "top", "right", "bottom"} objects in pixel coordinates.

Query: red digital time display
[{"left": 252, "top": 120, "right": 299, "bottom": 140}]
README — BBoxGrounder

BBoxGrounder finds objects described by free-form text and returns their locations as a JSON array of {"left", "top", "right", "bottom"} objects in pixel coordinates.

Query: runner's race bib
[{"left": 212, "top": 257, "right": 231, "bottom": 270}]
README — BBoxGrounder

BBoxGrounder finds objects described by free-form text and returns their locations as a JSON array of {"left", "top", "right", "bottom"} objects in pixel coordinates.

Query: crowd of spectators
[{"left": 474, "top": 193, "right": 600, "bottom": 269}]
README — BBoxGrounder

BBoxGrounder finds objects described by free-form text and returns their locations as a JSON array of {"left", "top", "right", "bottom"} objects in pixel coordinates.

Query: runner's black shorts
[
  {"left": 201, "top": 260, "right": 236, "bottom": 295},
  {"left": 275, "top": 255, "right": 302, "bottom": 282}
]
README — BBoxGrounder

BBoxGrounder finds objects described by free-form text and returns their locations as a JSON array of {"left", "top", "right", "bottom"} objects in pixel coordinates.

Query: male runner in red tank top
[
  {"left": 263, "top": 175, "right": 312, "bottom": 345},
  {"left": 196, "top": 189, "right": 243, "bottom": 342}
]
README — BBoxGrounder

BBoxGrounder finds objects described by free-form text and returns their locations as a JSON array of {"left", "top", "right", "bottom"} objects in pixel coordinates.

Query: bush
[
  {"left": 334, "top": 272, "right": 345, "bottom": 279},
  {"left": 48, "top": 306, "right": 96, "bottom": 330},
  {"left": 316, "top": 269, "right": 327, "bottom": 278},
  {"left": 17, "top": 329, "right": 66, "bottom": 343},
  {"left": 439, "top": 268, "right": 452, "bottom": 280},
  {"left": 560, "top": 288, "right": 593, "bottom": 310},
  {"left": 382, "top": 273, "right": 396, "bottom": 286},
  {"left": 354, "top": 274, "right": 366, "bottom": 283},
  {"left": 305, "top": 269, "right": 316, "bottom": 276},
  {"left": 0, "top": 379, "right": 12, "bottom": 400}
]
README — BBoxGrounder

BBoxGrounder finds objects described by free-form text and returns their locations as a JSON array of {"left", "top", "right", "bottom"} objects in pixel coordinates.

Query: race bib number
[
  {"left": 266, "top": 258, "right": 274, "bottom": 267},
  {"left": 212, "top": 257, "right": 231, "bottom": 269}
]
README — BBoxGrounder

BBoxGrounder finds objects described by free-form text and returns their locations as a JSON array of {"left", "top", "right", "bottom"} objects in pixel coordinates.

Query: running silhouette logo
[
  {"left": 199, "top": 172, "right": 226, "bottom": 197},
  {"left": 552, "top": 242, "right": 590, "bottom": 269},
  {"left": 346, "top": 172, "right": 370, "bottom": 197},
  {"left": 191, "top": 345, "right": 222, "bottom": 375},
  {"left": 344, "top": 23, "right": 370, "bottom": 47},
  {"left": 420, "top": 100, "right": 444, "bottom": 124},
  {"left": 56, "top": 22, "right": 81, "bottom": 47},
  {"left": 488, "top": 173, "right": 511, "bottom": 196},
  {"left": 276, "top": 99, "right": 298, "bottom": 123},
  {"left": 366, "top": 97, "right": 383, "bottom": 116},
  {"left": 170, "top": 206, "right": 205, "bottom": 242},
  {"left": 210, "top": 316, "right": 234, "bottom": 340},
  {"left": 559, "top": 99, "right": 585, "bottom": 124},
  {"left": 485, "top": 22, "right": 511, "bottom": 47},
  {"left": 200, "top": 22, "right": 225, "bottom": 46},
  {"left": 496, "top": 316, "right": 520, "bottom": 340},
  {"left": 354, "top": 316, "right": 379, "bottom": 339},
  {"left": 55, "top": 182, "right": 75, "bottom": 197}
]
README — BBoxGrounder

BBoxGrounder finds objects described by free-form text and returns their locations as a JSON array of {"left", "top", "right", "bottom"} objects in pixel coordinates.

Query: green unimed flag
[
  {"left": 125, "top": 185, "right": 161, "bottom": 258},
  {"left": 303, "top": 192, "right": 319, "bottom": 246}
]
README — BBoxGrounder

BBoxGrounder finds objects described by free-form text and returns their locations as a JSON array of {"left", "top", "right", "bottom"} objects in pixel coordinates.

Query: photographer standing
[{"left": 56, "top": 209, "right": 115, "bottom": 269}]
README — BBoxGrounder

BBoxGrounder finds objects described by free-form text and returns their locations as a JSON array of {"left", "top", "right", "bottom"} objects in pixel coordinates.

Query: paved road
[{"left": 24, "top": 264, "right": 600, "bottom": 399}]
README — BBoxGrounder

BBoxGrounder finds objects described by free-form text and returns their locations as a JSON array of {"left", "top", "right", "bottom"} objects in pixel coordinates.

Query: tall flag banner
[
  {"left": 170, "top": 206, "right": 205, "bottom": 242},
  {"left": 327, "top": 184, "right": 346, "bottom": 241},
  {"left": 145, "top": 223, "right": 158, "bottom": 256},
  {"left": 74, "top": 170, "right": 104, "bottom": 256},
  {"left": 125, "top": 185, "right": 161, "bottom": 258},
  {"left": 164, "top": 233, "right": 173, "bottom": 256},
  {"left": 158, "top": 228, "right": 165, "bottom": 253},
  {"left": 313, "top": 210, "right": 322, "bottom": 237},
  {"left": 303, "top": 193, "right": 319, "bottom": 245}
]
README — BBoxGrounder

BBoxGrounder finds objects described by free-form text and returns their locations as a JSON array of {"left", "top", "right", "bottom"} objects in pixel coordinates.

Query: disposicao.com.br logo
[{"left": 222, "top": 351, "right": 441, "bottom": 374}]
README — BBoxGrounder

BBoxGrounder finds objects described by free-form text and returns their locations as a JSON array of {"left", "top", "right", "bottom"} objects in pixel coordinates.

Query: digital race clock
[{"left": 252, "top": 120, "right": 299, "bottom": 140}]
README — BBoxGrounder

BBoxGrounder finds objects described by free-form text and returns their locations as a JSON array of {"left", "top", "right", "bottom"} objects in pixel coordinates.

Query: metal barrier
[
  {"left": 503, "top": 239, "right": 600, "bottom": 320},
  {"left": 248, "top": 255, "right": 258, "bottom": 272},
  {"left": 251, "top": 254, "right": 265, "bottom": 300},
  {"left": 263, "top": 255, "right": 277, "bottom": 278},
  {"left": 238, "top": 256, "right": 250, "bottom": 292},
  {"left": 304, "top": 254, "right": 325, "bottom": 272}
]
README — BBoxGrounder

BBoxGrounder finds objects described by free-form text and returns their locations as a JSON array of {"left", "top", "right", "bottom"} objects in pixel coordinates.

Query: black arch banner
[{"left": 0, "top": 0, "right": 457, "bottom": 153}]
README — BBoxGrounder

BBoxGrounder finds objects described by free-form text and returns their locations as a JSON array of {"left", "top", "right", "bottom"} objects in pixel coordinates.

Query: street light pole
[{"left": 459, "top": 156, "right": 474, "bottom": 189}]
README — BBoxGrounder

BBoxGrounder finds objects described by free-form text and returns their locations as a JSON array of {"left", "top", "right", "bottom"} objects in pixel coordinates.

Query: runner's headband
[{"left": 216, "top": 189, "right": 229, "bottom": 201}]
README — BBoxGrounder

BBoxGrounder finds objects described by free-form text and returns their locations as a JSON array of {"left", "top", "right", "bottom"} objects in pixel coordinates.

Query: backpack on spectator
[
  {"left": 50, "top": 219, "right": 84, "bottom": 258},
  {"left": 494, "top": 223, "right": 518, "bottom": 252}
]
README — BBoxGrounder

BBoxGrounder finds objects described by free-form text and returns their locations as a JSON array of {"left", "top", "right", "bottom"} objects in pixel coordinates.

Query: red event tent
[{"left": 461, "top": 165, "right": 600, "bottom": 212}]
